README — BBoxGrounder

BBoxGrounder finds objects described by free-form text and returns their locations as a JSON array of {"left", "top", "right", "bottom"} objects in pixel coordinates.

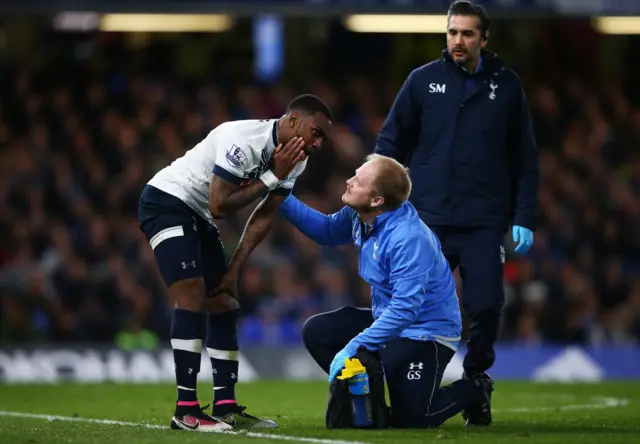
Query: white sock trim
[
  {"left": 171, "top": 338, "right": 202, "bottom": 353},
  {"left": 207, "top": 348, "right": 239, "bottom": 361}
]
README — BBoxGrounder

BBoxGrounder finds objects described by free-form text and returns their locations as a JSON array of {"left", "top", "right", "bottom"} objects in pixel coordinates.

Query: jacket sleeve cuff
[
  {"left": 344, "top": 338, "right": 363, "bottom": 357},
  {"left": 345, "top": 336, "right": 380, "bottom": 355},
  {"left": 512, "top": 214, "right": 536, "bottom": 231}
]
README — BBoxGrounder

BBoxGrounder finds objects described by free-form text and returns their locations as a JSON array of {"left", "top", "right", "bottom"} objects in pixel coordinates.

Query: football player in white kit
[{"left": 138, "top": 94, "right": 333, "bottom": 431}]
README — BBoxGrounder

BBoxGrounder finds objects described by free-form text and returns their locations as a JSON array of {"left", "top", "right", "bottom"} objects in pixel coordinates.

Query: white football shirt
[{"left": 147, "top": 119, "right": 307, "bottom": 223}]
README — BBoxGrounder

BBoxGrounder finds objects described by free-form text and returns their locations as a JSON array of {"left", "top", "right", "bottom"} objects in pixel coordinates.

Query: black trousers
[
  {"left": 429, "top": 226, "right": 505, "bottom": 376},
  {"left": 302, "top": 306, "right": 482, "bottom": 428}
]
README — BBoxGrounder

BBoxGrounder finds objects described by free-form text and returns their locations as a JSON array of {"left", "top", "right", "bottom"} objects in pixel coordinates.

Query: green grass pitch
[{"left": 0, "top": 381, "right": 638, "bottom": 444}]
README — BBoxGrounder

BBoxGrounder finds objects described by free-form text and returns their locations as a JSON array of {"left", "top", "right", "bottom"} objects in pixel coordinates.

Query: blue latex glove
[
  {"left": 512, "top": 225, "right": 534, "bottom": 254},
  {"left": 328, "top": 347, "right": 354, "bottom": 382}
]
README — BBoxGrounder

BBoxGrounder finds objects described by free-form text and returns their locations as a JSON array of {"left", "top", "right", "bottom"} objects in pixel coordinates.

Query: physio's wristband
[{"left": 260, "top": 170, "right": 280, "bottom": 190}]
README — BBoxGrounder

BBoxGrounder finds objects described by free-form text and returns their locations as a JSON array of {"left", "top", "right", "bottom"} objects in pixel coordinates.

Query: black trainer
[
  {"left": 171, "top": 404, "right": 232, "bottom": 432},
  {"left": 212, "top": 403, "right": 278, "bottom": 429},
  {"left": 461, "top": 372, "right": 494, "bottom": 427}
]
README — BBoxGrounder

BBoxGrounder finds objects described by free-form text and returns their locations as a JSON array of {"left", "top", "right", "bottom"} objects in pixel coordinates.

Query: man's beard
[
  {"left": 452, "top": 52, "right": 467, "bottom": 65},
  {"left": 348, "top": 201, "right": 375, "bottom": 214}
]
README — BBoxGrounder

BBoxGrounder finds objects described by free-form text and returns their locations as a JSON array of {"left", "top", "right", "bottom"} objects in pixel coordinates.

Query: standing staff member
[{"left": 374, "top": 1, "right": 539, "bottom": 426}]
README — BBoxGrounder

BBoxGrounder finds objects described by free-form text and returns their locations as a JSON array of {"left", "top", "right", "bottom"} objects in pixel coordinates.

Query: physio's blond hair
[{"left": 364, "top": 154, "right": 412, "bottom": 210}]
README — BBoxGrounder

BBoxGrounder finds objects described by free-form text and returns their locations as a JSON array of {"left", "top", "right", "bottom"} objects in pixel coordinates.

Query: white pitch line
[
  {"left": 278, "top": 396, "right": 630, "bottom": 419},
  {"left": 0, "top": 397, "right": 629, "bottom": 441},
  {"left": 495, "top": 396, "right": 629, "bottom": 413},
  {"left": 0, "top": 410, "right": 368, "bottom": 444},
  {"left": 0, "top": 411, "right": 165, "bottom": 429}
]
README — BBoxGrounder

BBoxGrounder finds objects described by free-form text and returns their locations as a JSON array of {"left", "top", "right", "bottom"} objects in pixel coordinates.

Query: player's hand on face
[{"left": 271, "top": 136, "right": 306, "bottom": 180}]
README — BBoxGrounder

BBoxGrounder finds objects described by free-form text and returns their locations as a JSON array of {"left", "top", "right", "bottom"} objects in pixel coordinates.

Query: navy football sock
[
  {"left": 206, "top": 311, "right": 240, "bottom": 407},
  {"left": 171, "top": 308, "right": 205, "bottom": 407}
]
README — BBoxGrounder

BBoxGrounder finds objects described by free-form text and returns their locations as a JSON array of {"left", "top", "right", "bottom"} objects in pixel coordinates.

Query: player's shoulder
[
  {"left": 212, "top": 119, "right": 280, "bottom": 176},
  {"left": 214, "top": 119, "right": 275, "bottom": 160},
  {"left": 213, "top": 119, "right": 274, "bottom": 145}
]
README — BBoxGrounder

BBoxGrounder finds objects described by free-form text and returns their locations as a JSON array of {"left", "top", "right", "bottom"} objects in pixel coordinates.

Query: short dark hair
[
  {"left": 447, "top": 1, "right": 490, "bottom": 40},
  {"left": 365, "top": 154, "right": 412, "bottom": 211},
  {"left": 286, "top": 94, "right": 334, "bottom": 122}
]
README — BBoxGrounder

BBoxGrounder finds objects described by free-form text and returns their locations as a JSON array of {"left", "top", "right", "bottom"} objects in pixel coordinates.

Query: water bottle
[
  {"left": 337, "top": 358, "right": 374, "bottom": 428},
  {"left": 348, "top": 370, "right": 373, "bottom": 427}
]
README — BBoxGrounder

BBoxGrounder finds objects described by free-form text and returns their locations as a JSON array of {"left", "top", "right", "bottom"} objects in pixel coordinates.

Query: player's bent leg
[
  {"left": 139, "top": 188, "right": 229, "bottom": 431},
  {"left": 168, "top": 278, "right": 229, "bottom": 432},
  {"left": 198, "top": 222, "right": 276, "bottom": 429},
  {"left": 169, "top": 276, "right": 207, "bottom": 311},
  {"left": 301, "top": 306, "right": 374, "bottom": 374},
  {"left": 204, "top": 296, "right": 241, "bottom": 405},
  {"left": 204, "top": 295, "right": 275, "bottom": 429},
  {"left": 166, "top": 278, "right": 231, "bottom": 432}
]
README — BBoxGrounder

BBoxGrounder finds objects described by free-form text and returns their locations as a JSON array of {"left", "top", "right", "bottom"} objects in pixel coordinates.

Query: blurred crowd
[{"left": 1, "top": 32, "right": 639, "bottom": 348}]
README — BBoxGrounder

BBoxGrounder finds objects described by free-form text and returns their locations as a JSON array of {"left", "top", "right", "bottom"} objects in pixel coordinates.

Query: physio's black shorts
[{"left": 138, "top": 185, "right": 227, "bottom": 293}]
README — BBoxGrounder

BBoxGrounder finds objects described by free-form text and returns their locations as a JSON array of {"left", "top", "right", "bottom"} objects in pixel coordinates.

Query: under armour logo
[
  {"left": 407, "top": 362, "right": 423, "bottom": 380},
  {"left": 181, "top": 260, "right": 196, "bottom": 269},
  {"left": 188, "top": 368, "right": 193, "bottom": 375},
  {"left": 499, "top": 245, "right": 505, "bottom": 264},
  {"left": 230, "top": 373, "right": 237, "bottom": 380},
  {"left": 489, "top": 80, "right": 498, "bottom": 100}
]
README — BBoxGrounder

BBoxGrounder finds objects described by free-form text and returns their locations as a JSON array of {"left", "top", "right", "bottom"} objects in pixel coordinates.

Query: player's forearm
[
  {"left": 280, "top": 196, "right": 334, "bottom": 246},
  {"left": 226, "top": 196, "right": 278, "bottom": 275},
  {"left": 210, "top": 180, "right": 268, "bottom": 219}
]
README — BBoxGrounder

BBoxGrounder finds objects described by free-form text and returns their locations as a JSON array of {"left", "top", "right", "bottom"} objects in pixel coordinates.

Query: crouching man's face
[{"left": 342, "top": 160, "right": 384, "bottom": 212}]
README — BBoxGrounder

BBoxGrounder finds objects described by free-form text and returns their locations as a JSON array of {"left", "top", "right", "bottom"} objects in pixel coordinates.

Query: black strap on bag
[
  {"left": 325, "top": 377, "right": 353, "bottom": 429},
  {"left": 325, "top": 348, "right": 390, "bottom": 429}
]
